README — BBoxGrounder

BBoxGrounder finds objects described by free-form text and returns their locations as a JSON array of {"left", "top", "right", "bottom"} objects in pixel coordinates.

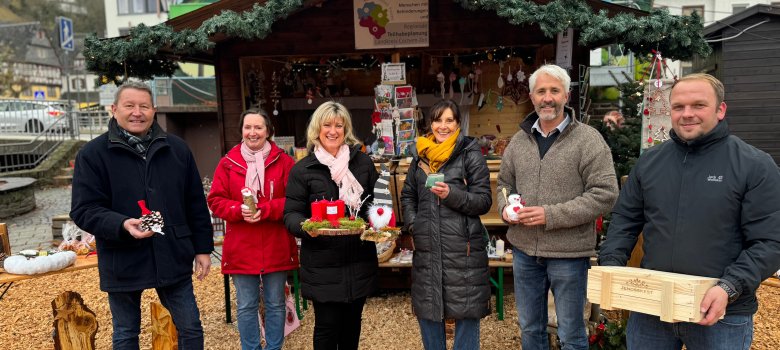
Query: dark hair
[
  {"left": 239, "top": 108, "right": 274, "bottom": 138},
  {"left": 422, "top": 100, "right": 460, "bottom": 134}
]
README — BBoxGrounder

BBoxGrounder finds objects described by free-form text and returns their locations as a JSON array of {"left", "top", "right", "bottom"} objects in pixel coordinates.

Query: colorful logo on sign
[{"left": 356, "top": 2, "right": 389, "bottom": 39}]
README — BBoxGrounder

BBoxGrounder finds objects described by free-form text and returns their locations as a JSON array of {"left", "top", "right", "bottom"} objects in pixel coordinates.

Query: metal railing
[
  {"left": 0, "top": 98, "right": 110, "bottom": 173},
  {"left": 75, "top": 110, "right": 111, "bottom": 139},
  {"left": 0, "top": 114, "right": 72, "bottom": 172}
]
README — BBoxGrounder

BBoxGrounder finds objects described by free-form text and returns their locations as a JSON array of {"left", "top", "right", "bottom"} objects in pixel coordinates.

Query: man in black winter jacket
[
  {"left": 598, "top": 74, "right": 780, "bottom": 350},
  {"left": 71, "top": 81, "right": 213, "bottom": 349}
]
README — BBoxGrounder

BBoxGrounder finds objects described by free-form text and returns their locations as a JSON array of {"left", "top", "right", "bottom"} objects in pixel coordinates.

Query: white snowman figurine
[{"left": 503, "top": 194, "right": 524, "bottom": 221}]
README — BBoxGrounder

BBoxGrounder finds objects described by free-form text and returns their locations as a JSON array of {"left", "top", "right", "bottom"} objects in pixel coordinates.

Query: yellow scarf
[{"left": 416, "top": 128, "right": 460, "bottom": 173}]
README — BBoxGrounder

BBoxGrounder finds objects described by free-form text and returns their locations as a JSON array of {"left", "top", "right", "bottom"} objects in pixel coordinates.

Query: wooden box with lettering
[{"left": 587, "top": 266, "right": 719, "bottom": 323}]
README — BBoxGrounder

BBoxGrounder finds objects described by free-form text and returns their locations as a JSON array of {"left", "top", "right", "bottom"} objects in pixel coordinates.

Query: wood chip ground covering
[{"left": 1, "top": 267, "right": 778, "bottom": 349}]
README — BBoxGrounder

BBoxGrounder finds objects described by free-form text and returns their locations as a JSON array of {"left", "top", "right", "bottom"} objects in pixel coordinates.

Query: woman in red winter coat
[{"left": 207, "top": 108, "right": 298, "bottom": 350}]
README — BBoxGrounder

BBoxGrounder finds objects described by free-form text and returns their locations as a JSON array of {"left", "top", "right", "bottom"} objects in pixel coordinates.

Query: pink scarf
[
  {"left": 314, "top": 144, "right": 364, "bottom": 209},
  {"left": 241, "top": 141, "right": 272, "bottom": 200}
]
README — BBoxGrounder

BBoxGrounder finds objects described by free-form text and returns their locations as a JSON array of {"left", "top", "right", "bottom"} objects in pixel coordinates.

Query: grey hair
[
  {"left": 113, "top": 80, "right": 154, "bottom": 105},
  {"left": 529, "top": 64, "right": 571, "bottom": 93}
]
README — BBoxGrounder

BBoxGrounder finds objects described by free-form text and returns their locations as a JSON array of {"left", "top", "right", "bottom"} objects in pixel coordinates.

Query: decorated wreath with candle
[{"left": 301, "top": 198, "right": 367, "bottom": 236}]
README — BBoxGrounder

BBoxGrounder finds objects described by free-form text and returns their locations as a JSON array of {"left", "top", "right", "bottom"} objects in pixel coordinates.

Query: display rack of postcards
[{"left": 372, "top": 62, "right": 418, "bottom": 158}]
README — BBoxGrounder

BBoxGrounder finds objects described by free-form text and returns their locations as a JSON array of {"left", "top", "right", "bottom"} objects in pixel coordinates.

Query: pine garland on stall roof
[{"left": 84, "top": 0, "right": 710, "bottom": 85}]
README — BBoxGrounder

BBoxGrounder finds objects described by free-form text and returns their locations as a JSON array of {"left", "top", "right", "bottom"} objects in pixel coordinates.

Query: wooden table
[
  {"left": 377, "top": 256, "right": 513, "bottom": 320},
  {"left": 0, "top": 254, "right": 98, "bottom": 300}
]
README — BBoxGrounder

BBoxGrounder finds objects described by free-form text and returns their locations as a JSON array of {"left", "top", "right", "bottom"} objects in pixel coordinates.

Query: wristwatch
[{"left": 716, "top": 280, "right": 740, "bottom": 303}]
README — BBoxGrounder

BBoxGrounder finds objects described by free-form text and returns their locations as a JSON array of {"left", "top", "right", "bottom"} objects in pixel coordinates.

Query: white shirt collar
[{"left": 532, "top": 113, "right": 570, "bottom": 138}]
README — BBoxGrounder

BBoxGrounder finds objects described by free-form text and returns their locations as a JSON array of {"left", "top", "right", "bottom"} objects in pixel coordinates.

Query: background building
[{"left": 0, "top": 22, "right": 62, "bottom": 100}]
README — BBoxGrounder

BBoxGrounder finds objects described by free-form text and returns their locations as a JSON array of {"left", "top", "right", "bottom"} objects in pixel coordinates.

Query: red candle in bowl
[
  {"left": 310, "top": 200, "right": 324, "bottom": 222},
  {"left": 334, "top": 199, "right": 345, "bottom": 218},
  {"left": 324, "top": 200, "right": 345, "bottom": 227}
]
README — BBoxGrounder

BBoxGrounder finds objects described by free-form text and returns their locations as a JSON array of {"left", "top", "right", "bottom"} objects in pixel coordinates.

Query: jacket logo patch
[{"left": 707, "top": 175, "right": 723, "bottom": 182}]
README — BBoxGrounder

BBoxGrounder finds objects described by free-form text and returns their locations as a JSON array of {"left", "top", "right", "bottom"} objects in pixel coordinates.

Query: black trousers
[{"left": 312, "top": 297, "right": 367, "bottom": 350}]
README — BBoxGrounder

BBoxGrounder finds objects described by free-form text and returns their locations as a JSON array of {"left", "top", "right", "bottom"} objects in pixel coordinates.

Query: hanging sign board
[
  {"left": 381, "top": 63, "right": 407, "bottom": 85},
  {"left": 354, "top": 0, "right": 429, "bottom": 50},
  {"left": 555, "top": 28, "right": 574, "bottom": 69}
]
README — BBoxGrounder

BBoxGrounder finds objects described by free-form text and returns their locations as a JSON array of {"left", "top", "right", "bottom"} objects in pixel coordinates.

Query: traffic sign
[
  {"left": 58, "top": 16, "right": 74, "bottom": 51},
  {"left": 34, "top": 91, "right": 45, "bottom": 100}
]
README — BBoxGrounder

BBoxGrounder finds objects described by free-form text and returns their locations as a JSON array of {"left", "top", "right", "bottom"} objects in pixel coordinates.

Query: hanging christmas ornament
[
  {"left": 497, "top": 62, "right": 505, "bottom": 89},
  {"left": 270, "top": 71, "right": 281, "bottom": 116},
  {"left": 474, "top": 67, "right": 482, "bottom": 94},
  {"left": 437, "top": 72, "right": 446, "bottom": 97},
  {"left": 639, "top": 50, "right": 674, "bottom": 150},
  {"left": 496, "top": 95, "right": 504, "bottom": 112},
  {"left": 459, "top": 76, "right": 467, "bottom": 104},
  {"left": 306, "top": 88, "right": 314, "bottom": 104},
  {"left": 449, "top": 72, "right": 456, "bottom": 100},
  {"left": 516, "top": 68, "right": 526, "bottom": 82}
]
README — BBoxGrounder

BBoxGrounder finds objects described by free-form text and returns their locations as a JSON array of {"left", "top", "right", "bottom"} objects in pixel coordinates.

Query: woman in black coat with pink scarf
[{"left": 284, "top": 101, "right": 378, "bottom": 350}]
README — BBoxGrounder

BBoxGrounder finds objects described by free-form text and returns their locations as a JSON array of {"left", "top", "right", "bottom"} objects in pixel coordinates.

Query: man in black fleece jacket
[{"left": 599, "top": 73, "right": 780, "bottom": 350}]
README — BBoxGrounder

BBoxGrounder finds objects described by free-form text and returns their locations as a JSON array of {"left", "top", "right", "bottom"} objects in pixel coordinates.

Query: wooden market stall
[
  {"left": 161, "top": 0, "right": 644, "bottom": 154},
  {"left": 152, "top": 0, "right": 646, "bottom": 229}
]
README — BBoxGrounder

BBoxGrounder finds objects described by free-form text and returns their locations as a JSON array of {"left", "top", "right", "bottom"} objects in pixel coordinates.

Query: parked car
[{"left": 0, "top": 100, "right": 68, "bottom": 133}]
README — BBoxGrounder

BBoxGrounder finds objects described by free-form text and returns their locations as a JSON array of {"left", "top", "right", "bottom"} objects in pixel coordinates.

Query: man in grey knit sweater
[{"left": 497, "top": 64, "right": 618, "bottom": 350}]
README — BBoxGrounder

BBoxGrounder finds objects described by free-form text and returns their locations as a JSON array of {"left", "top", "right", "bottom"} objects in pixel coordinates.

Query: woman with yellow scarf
[{"left": 401, "top": 100, "right": 493, "bottom": 349}]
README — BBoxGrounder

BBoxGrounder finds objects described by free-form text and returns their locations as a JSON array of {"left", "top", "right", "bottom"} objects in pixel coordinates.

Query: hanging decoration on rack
[
  {"left": 502, "top": 65, "right": 530, "bottom": 105},
  {"left": 496, "top": 95, "right": 505, "bottom": 112},
  {"left": 244, "top": 63, "right": 266, "bottom": 109},
  {"left": 497, "top": 61, "right": 505, "bottom": 89},
  {"left": 640, "top": 50, "right": 676, "bottom": 150},
  {"left": 448, "top": 72, "right": 456, "bottom": 100},
  {"left": 270, "top": 71, "right": 281, "bottom": 115},
  {"left": 436, "top": 72, "right": 446, "bottom": 97},
  {"left": 305, "top": 88, "right": 314, "bottom": 104}
]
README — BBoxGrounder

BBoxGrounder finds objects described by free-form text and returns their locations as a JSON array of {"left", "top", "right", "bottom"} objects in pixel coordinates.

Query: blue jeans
[
  {"left": 513, "top": 247, "right": 589, "bottom": 350},
  {"left": 233, "top": 271, "right": 288, "bottom": 350},
  {"left": 418, "top": 317, "right": 480, "bottom": 350},
  {"left": 627, "top": 311, "right": 753, "bottom": 350},
  {"left": 107, "top": 278, "right": 203, "bottom": 350}
]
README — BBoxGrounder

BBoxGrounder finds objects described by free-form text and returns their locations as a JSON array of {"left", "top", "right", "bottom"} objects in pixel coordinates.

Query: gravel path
[{"left": 1, "top": 266, "right": 779, "bottom": 349}]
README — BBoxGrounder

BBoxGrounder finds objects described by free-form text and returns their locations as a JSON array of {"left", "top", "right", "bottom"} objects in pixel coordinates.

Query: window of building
[
  {"left": 682, "top": 5, "right": 704, "bottom": 16},
  {"left": 48, "top": 86, "right": 57, "bottom": 98},
  {"left": 732, "top": 4, "right": 748, "bottom": 14},
  {"left": 117, "top": 0, "right": 129, "bottom": 14},
  {"left": 71, "top": 78, "right": 86, "bottom": 90},
  {"left": 118, "top": 0, "right": 160, "bottom": 15}
]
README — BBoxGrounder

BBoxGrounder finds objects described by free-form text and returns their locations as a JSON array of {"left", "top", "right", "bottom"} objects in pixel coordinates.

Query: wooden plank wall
[
  {"left": 467, "top": 58, "right": 536, "bottom": 139},
  {"left": 721, "top": 19, "right": 780, "bottom": 165}
]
